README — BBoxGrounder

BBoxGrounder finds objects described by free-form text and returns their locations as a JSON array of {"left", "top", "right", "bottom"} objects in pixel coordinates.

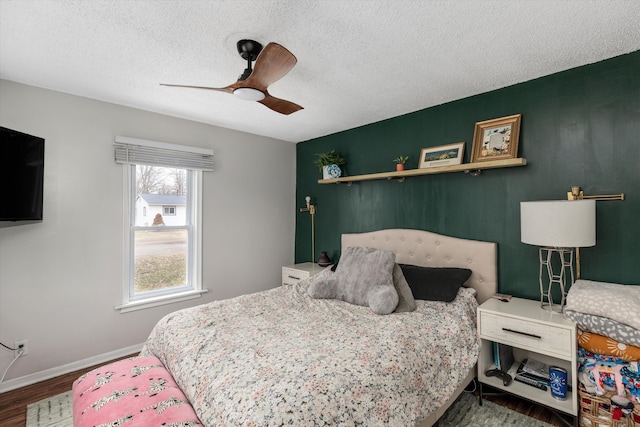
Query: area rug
[
  {"left": 435, "top": 392, "right": 555, "bottom": 427},
  {"left": 26, "top": 390, "right": 554, "bottom": 427},
  {"left": 25, "top": 390, "right": 72, "bottom": 427}
]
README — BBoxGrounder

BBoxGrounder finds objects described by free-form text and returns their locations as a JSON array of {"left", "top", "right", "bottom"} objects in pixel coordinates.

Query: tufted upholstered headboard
[{"left": 341, "top": 228, "right": 498, "bottom": 304}]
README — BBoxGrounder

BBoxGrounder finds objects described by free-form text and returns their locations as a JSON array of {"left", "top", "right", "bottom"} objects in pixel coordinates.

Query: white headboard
[{"left": 341, "top": 228, "right": 498, "bottom": 304}]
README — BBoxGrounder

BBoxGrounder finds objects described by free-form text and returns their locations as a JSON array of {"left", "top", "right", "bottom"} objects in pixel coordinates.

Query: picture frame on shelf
[
  {"left": 418, "top": 142, "right": 465, "bottom": 169},
  {"left": 471, "top": 114, "right": 521, "bottom": 163}
]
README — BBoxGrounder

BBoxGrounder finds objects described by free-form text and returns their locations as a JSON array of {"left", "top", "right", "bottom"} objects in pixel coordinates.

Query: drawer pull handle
[
  {"left": 288, "top": 275, "right": 301, "bottom": 280},
  {"left": 502, "top": 328, "right": 541, "bottom": 339}
]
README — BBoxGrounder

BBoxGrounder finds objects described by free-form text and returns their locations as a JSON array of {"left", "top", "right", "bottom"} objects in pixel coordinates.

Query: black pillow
[{"left": 398, "top": 264, "right": 472, "bottom": 302}]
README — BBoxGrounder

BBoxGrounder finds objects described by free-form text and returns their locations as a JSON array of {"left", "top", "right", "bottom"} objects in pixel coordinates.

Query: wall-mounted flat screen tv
[{"left": 0, "top": 126, "right": 45, "bottom": 227}]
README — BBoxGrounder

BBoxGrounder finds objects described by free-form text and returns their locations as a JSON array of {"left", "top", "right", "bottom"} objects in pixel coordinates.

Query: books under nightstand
[
  {"left": 493, "top": 342, "right": 514, "bottom": 372},
  {"left": 514, "top": 359, "right": 550, "bottom": 391},
  {"left": 513, "top": 358, "right": 573, "bottom": 393}
]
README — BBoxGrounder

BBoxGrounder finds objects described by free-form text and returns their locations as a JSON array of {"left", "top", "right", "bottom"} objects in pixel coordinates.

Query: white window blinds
[{"left": 114, "top": 136, "right": 214, "bottom": 171}]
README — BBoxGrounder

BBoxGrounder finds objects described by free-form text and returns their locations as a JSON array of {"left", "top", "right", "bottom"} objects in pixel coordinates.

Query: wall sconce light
[
  {"left": 567, "top": 185, "right": 624, "bottom": 280},
  {"left": 521, "top": 200, "right": 596, "bottom": 311},
  {"left": 299, "top": 196, "right": 316, "bottom": 264},
  {"left": 567, "top": 185, "right": 624, "bottom": 201}
]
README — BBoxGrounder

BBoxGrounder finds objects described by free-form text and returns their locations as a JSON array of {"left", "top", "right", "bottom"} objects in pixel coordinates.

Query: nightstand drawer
[
  {"left": 479, "top": 311, "right": 572, "bottom": 358},
  {"left": 282, "top": 267, "right": 310, "bottom": 286}
]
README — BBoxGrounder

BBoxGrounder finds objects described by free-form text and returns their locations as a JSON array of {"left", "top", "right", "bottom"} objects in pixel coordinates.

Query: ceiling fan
[{"left": 161, "top": 39, "right": 303, "bottom": 115}]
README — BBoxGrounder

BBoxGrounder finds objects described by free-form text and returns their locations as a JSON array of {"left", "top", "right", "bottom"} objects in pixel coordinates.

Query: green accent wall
[{"left": 295, "top": 51, "right": 640, "bottom": 299}]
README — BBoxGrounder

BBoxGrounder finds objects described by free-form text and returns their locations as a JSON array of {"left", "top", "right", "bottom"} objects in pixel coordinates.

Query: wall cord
[
  {"left": 0, "top": 349, "right": 24, "bottom": 383},
  {"left": 0, "top": 342, "right": 19, "bottom": 351}
]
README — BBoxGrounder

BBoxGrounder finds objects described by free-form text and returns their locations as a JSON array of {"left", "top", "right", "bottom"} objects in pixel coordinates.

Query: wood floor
[
  {"left": 0, "top": 354, "right": 136, "bottom": 427},
  {"left": 1, "top": 359, "right": 573, "bottom": 427}
]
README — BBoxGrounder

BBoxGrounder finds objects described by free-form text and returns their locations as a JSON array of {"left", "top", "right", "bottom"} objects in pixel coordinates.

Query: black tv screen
[{"left": 0, "top": 126, "right": 45, "bottom": 225}]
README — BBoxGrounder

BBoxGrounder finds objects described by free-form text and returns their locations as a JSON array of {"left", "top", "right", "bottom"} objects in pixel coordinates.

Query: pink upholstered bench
[{"left": 72, "top": 356, "right": 201, "bottom": 426}]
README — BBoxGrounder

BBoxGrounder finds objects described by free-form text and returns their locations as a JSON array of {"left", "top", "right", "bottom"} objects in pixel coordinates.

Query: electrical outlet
[{"left": 15, "top": 340, "right": 28, "bottom": 357}]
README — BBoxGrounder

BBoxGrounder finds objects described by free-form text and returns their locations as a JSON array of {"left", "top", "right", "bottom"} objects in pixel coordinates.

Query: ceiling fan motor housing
[
  {"left": 236, "top": 39, "right": 263, "bottom": 81},
  {"left": 237, "top": 39, "right": 263, "bottom": 61}
]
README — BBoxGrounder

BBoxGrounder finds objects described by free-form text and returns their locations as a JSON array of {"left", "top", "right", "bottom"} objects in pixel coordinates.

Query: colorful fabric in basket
[
  {"left": 578, "top": 347, "right": 640, "bottom": 402},
  {"left": 72, "top": 356, "right": 201, "bottom": 427},
  {"left": 579, "top": 383, "right": 640, "bottom": 427},
  {"left": 578, "top": 329, "right": 640, "bottom": 362}
]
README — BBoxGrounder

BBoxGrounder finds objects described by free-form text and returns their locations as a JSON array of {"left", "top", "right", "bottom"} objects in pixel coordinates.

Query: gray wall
[{"left": 0, "top": 80, "right": 296, "bottom": 388}]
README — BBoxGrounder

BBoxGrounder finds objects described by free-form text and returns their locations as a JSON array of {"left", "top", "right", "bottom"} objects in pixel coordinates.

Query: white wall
[{"left": 0, "top": 80, "right": 296, "bottom": 388}]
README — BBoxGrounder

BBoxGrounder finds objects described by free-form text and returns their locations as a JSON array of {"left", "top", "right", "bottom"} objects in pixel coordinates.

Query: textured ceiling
[{"left": 1, "top": 1, "right": 639, "bottom": 143}]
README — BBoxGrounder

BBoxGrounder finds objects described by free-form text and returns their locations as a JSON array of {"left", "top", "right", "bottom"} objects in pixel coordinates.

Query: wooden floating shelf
[{"left": 318, "top": 158, "right": 527, "bottom": 184}]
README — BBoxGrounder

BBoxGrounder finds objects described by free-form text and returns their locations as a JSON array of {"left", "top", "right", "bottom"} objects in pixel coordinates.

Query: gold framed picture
[
  {"left": 470, "top": 114, "right": 521, "bottom": 163},
  {"left": 418, "top": 142, "right": 465, "bottom": 169}
]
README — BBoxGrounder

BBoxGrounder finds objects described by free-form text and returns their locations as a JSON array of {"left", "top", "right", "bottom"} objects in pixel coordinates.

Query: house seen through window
[{"left": 132, "top": 165, "right": 190, "bottom": 297}]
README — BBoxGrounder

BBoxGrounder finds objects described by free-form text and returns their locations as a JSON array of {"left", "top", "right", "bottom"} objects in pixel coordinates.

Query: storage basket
[{"left": 579, "top": 384, "right": 640, "bottom": 427}]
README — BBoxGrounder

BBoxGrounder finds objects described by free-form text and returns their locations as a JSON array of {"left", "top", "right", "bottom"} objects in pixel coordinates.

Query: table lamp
[{"left": 520, "top": 200, "right": 596, "bottom": 311}]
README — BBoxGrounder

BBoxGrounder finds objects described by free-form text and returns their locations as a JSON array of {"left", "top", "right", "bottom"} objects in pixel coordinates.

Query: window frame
[{"left": 116, "top": 165, "right": 207, "bottom": 313}]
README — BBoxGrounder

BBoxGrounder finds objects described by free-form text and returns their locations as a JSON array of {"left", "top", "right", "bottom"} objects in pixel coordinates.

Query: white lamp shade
[{"left": 521, "top": 200, "right": 596, "bottom": 248}]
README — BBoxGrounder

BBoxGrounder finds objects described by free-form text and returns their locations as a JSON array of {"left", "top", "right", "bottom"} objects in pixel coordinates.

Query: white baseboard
[{"left": 0, "top": 343, "right": 144, "bottom": 394}]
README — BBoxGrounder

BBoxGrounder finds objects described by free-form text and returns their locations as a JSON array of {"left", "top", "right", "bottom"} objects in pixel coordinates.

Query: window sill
[{"left": 115, "top": 289, "right": 208, "bottom": 313}]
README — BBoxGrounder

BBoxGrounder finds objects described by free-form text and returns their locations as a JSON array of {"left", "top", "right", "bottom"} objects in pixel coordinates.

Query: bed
[{"left": 139, "top": 228, "right": 498, "bottom": 426}]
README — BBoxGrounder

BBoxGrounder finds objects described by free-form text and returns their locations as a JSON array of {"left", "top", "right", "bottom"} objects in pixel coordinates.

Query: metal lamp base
[{"left": 538, "top": 247, "right": 575, "bottom": 312}]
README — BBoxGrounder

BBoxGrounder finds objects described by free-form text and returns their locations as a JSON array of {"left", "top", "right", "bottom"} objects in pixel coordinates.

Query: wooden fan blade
[
  {"left": 160, "top": 83, "right": 235, "bottom": 94},
  {"left": 242, "top": 42, "right": 297, "bottom": 91},
  {"left": 258, "top": 93, "right": 304, "bottom": 115}
]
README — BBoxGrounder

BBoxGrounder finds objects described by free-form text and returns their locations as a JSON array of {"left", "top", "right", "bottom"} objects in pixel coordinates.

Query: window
[{"left": 114, "top": 136, "right": 214, "bottom": 312}]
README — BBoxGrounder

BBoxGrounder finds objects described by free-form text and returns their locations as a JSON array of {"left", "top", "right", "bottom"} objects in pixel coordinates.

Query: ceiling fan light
[{"left": 233, "top": 87, "right": 265, "bottom": 101}]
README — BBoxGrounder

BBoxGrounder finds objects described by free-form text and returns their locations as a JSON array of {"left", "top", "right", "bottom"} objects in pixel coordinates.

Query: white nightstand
[
  {"left": 281, "top": 262, "right": 324, "bottom": 286},
  {"left": 477, "top": 297, "right": 578, "bottom": 420}
]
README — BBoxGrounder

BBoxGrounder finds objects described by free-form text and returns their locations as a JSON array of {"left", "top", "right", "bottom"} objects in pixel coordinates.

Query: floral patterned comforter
[{"left": 140, "top": 282, "right": 480, "bottom": 426}]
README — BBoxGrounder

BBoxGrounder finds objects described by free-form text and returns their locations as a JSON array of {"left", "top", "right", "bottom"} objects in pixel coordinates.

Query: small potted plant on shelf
[
  {"left": 314, "top": 149, "right": 346, "bottom": 179},
  {"left": 393, "top": 155, "right": 409, "bottom": 171}
]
